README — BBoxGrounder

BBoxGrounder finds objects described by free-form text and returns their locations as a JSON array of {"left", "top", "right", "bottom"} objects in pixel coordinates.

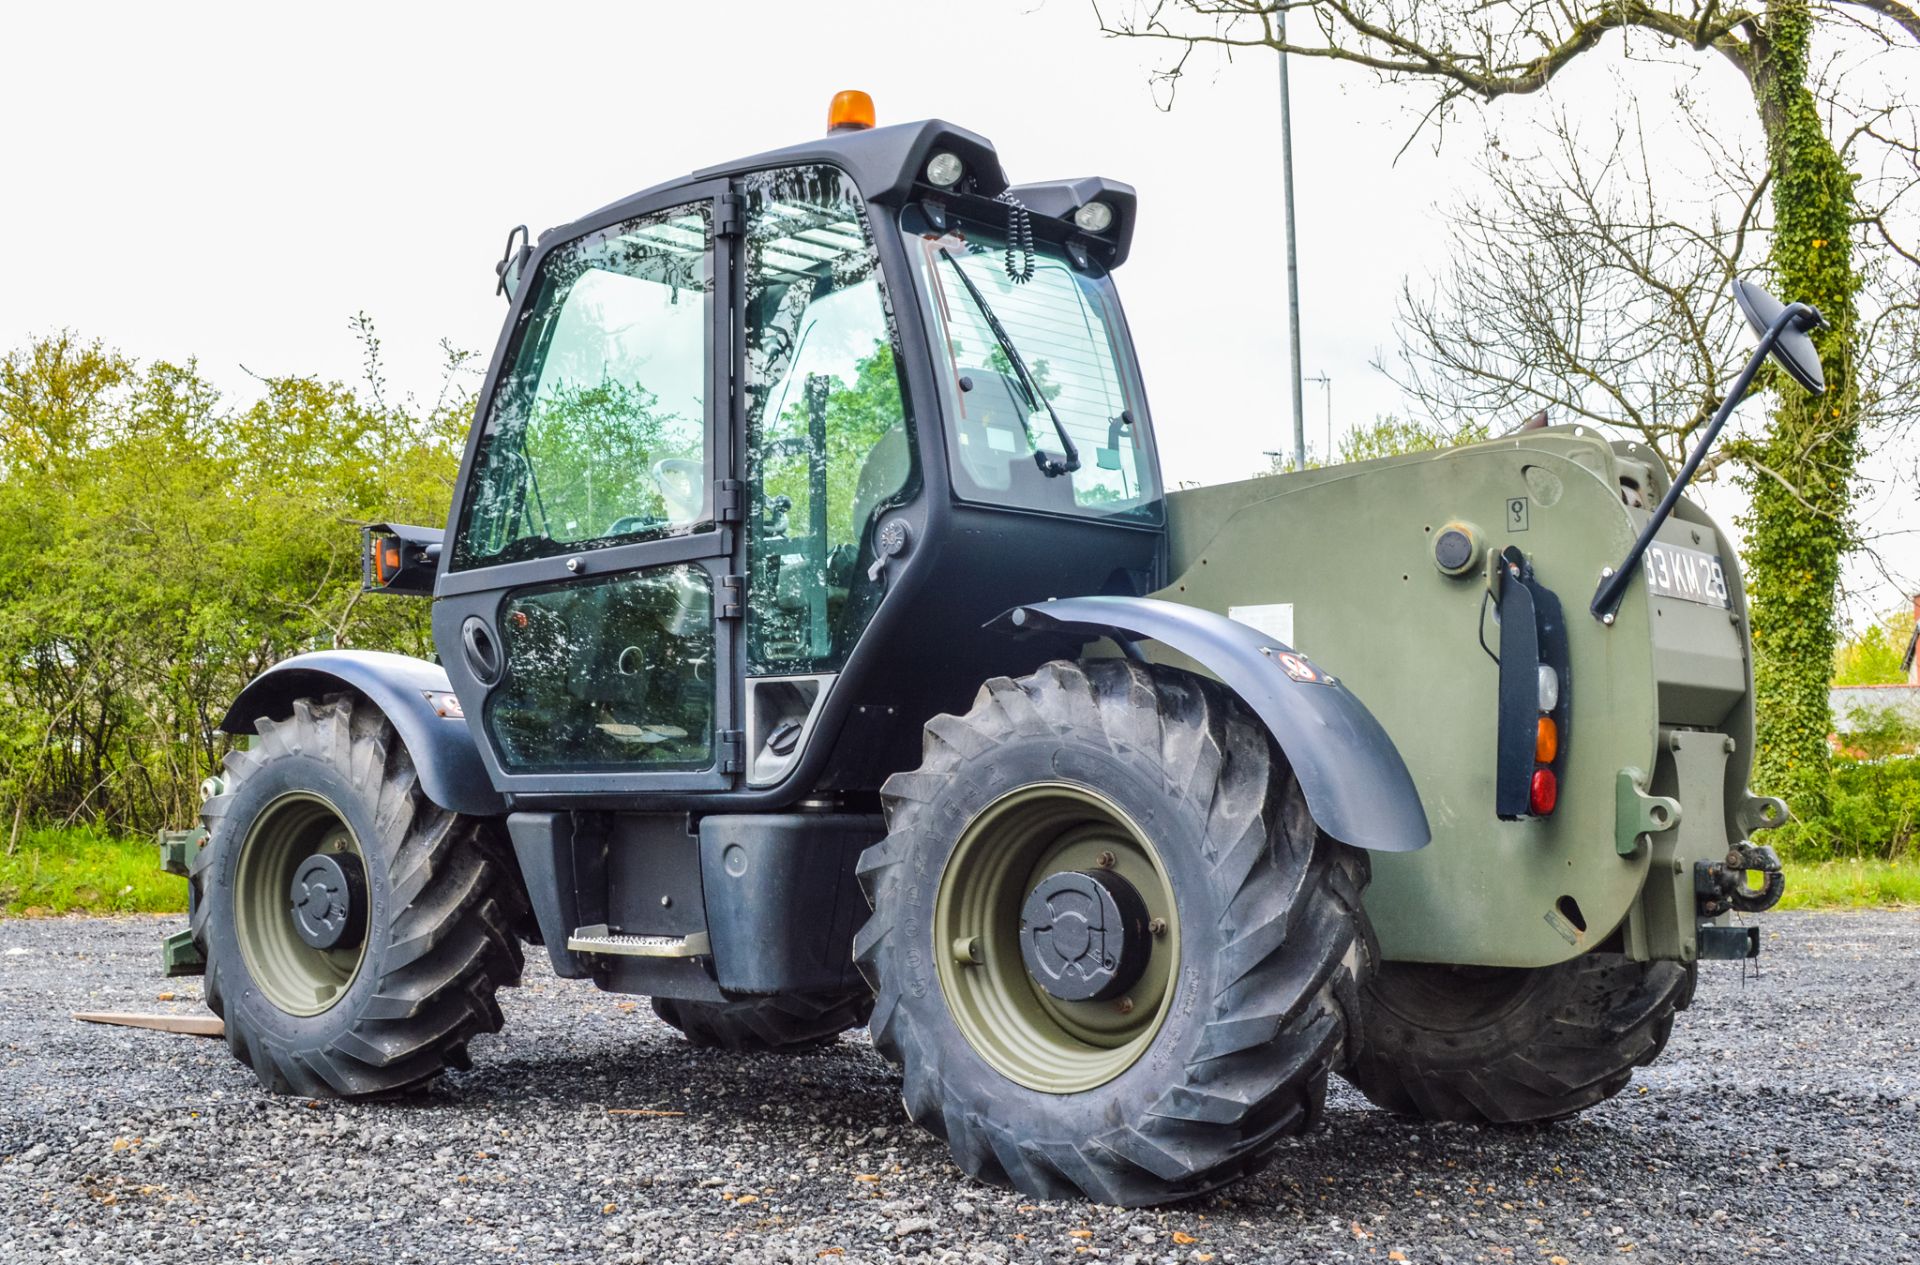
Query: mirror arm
[{"left": 1588, "top": 302, "right": 1820, "bottom": 624}]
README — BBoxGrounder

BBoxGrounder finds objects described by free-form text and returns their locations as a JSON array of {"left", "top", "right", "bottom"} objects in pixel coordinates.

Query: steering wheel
[{"left": 648, "top": 458, "right": 706, "bottom": 523}]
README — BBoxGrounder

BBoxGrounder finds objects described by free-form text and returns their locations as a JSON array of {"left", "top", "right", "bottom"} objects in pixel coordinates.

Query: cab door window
[
  {"left": 453, "top": 205, "right": 713, "bottom": 570},
  {"left": 741, "top": 166, "right": 916, "bottom": 675}
]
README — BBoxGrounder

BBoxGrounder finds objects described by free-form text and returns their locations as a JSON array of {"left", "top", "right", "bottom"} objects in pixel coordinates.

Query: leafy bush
[
  {"left": 1777, "top": 754, "right": 1920, "bottom": 862},
  {"left": 1839, "top": 703, "right": 1920, "bottom": 760},
  {"left": 0, "top": 328, "right": 470, "bottom": 840}
]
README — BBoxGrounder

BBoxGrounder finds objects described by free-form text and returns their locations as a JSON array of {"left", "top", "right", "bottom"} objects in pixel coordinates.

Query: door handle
[{"left": 461, "top": 616, "right": 503, "bottom": 686}]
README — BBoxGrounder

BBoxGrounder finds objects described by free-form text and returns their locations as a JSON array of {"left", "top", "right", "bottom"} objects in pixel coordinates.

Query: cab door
[{"left": 433, "top": 181, "right": 740, "bottom": 794}]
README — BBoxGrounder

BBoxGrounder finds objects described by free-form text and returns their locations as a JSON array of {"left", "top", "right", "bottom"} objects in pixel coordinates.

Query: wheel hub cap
[
  {"left": 289, "top": 852, "right": 367, "bottom": 951},
  {"left": 1019, "top": 868, "right": 1150, "bottom": 1003}
]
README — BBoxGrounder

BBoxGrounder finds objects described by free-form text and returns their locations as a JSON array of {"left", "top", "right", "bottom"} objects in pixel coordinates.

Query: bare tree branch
[{"left": 1833, "top": 0, "right": 1920, "bottom": 44}]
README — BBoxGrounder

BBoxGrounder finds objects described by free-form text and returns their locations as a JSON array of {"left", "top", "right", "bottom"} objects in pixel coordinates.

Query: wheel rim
[
  {"left": 233, "top": 792, "right": 368, "bottom": 1017},
  {"left": 933, "top": 783, "right": 1180, "bottom": 1094}
]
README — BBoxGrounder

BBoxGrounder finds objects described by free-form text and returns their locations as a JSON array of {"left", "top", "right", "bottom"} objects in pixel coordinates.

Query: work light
[
  {"left": 1073, "top": 201, "right": 1114, "bottom": 233},
  {"left": 926, "top": 152, "right": 965, "bottom": 188}
]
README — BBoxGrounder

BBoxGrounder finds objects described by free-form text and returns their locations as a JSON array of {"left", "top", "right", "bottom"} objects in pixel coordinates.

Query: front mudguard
[
  {"left": 220, "top": 650, "right": 505, "bottom": 818},
  {"left": 992, "top": 596, "right": 1429, "bottom": 853}
]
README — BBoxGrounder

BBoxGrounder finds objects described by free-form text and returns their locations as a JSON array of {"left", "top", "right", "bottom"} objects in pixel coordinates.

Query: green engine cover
[{"left": 1157, "top": 427, "right": 1776, "bottom": 968}]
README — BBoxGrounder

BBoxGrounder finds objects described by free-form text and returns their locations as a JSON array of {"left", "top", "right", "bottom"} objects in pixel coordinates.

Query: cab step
[{"left": 565, "top": 925, "right": 711, "bottom": 958}]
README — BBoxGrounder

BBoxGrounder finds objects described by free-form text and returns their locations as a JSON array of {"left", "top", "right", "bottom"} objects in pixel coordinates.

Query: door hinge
[
  {"left": 716, "top": 192, "right": 745, "bottom": 239},
  {"left": 714, "top": 478, "right": 744, "bottom": 523},
  {"left": 718, "top": 573, "right": 745, "bottom": 620},
  {"left": 718, "top": 729, "right": 746, "bottom": 775}
]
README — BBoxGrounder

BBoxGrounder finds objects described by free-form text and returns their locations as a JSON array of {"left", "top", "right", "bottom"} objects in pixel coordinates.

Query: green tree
[
  {"left": 0, "top": 327, "right": 470, "bottom": 842},
  {"left": 1834, "top": 607, "right": 1918, "bottom": 686},
  {"left": 1099, "top": 0, "right": 1920, "bottom": 814}
]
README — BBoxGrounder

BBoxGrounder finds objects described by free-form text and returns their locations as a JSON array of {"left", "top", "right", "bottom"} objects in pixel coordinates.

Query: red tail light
[{"left": 1529, "top": 768, "right": 1559, "bottom": 815}]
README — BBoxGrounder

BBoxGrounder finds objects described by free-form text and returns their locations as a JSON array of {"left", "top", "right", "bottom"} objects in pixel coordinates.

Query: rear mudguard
[
  {"left": 219, "top": 650, "right": 505, "bottom": 818},
  {"left": 992, "top": 596, "right": 1430, "bottom": 853}
]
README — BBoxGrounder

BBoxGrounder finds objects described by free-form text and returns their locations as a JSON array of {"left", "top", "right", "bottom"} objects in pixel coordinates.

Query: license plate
[{"left": 1643, "top": 541, "right": 1731, "bottom": 608}]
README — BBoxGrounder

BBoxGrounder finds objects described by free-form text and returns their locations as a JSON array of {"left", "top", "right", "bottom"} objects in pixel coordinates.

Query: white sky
[{"left": 3, "top": 0, "right": 1911, "bottom": 622}]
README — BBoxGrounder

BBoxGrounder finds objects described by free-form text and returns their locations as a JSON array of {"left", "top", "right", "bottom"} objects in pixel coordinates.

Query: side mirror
[
  {"left": 1589, "top": 281, "right": 1827, "bottom": 623},
  {"left": 363, "top": 522, "right": 444, "bottom": 597},
  {"left": 1733, "top": 278, "right": 1826, "bottom": 395}
]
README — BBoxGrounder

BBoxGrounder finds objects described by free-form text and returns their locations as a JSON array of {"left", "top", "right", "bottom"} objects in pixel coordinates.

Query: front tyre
[
  {"left": 854, "top": 660, "right": 1373, "bottom": 1207},
  {"left": 1341, "top": 955, "right": 1695, "bottom": 1123},
  {"left": 191, "top": 694, "right": 525, "bottom": 1098}
]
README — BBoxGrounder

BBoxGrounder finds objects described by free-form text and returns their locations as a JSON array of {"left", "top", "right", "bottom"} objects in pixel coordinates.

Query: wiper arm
[{"left": 939, "top": 247, "right": 1080, "bottom": 478}]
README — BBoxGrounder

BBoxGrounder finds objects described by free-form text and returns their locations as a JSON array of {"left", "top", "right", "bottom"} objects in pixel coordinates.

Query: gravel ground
[{"left": 1, "top": 911, "right": 1915, "bottom": 1264}]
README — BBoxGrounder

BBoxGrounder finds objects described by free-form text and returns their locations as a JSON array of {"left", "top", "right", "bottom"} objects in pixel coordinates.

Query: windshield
[
  {"left": 911, "top": 214, "right": 1159, "bottom": 522},
  {"left": 910, "top": 214, "right": 1159, "bottom": 522}
]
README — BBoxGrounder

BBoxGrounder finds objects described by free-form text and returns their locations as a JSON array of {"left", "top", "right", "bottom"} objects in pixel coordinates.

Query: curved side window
[
  {"left": 741, "top": 166, "right": 917, "bottom": 676},
  {"left": 453, "top": 205, "right": 714, "bottom": 571}
]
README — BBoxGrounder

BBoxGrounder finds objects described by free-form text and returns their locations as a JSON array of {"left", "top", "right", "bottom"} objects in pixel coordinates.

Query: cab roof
[{"left": 564, "top": 117, "right": 1138, "bottom": 267}]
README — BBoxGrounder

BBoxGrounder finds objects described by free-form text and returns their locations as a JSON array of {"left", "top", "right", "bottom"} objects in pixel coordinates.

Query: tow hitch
[{"left": 1694, "top": 842, "right": 1786, "bottom": 959}]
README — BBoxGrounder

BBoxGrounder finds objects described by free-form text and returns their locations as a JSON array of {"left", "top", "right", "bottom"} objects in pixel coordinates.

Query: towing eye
[{"left": 1696, "top": 842, "right": 1786, "bottom": 917}]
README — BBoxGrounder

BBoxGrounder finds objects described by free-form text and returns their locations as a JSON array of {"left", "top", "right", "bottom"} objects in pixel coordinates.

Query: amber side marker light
[
  {"left": 377, "top": 540, "right": 402, "bottom": 584},
  {"left": 828, "top": 90, "right": 876, "bottom": 134},
  {"left": 1535, "top": 716, "right": 1559, "bottom": 764}
]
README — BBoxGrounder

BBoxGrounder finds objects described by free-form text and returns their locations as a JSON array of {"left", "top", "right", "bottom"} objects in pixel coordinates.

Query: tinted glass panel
[
  {"left": 742, "top": 166, "right": 915, "bottom": 675},
  {"left": 489, "top": 564, "right": 714, "bottom": 772},
  {"left": 453, "top": 205, "right": 713, "bottom": 570},
  {"left": 913, "top": 221, "right": 1159, "bottom": 522}
]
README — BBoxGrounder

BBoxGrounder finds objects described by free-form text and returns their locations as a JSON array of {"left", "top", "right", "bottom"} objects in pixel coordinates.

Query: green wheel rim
[
  {"left": 233, "top": 792, "right": 367, "bottom": 1017},
  {"left": 934, "top": 782, "right": 1181, "bottom": 1094}
]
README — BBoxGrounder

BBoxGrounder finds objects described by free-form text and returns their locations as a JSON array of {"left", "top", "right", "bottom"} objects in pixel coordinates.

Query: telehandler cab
[{"left": 166, "top": 92, "right": 1813, "bottom": 1206}]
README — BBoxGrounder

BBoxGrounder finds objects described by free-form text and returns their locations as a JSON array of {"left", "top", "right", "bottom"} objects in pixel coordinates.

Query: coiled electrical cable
[{"left": 994, "top": 192, "right": 1035, "bottom": 284}]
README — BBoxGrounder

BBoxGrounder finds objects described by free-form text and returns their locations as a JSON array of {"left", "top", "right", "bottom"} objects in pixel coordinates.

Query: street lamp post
[
  {"left": 1277, "top": 14, "right": 1306, "bottom": 472},
  {"left": 1307, "top": 372, "right": 1331, "bottom": 461}
]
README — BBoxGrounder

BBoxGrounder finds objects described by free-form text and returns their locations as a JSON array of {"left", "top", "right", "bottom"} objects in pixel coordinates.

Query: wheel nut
[
  {"left": 1148, "top": 917, "right": 1167, "bottom": 937},
  {"left": 1115, "top": 996, "right": 1135, "bottom": 1015},
  {"left": 1096, "top": 851, "right": 1116, "bottom": 869}
]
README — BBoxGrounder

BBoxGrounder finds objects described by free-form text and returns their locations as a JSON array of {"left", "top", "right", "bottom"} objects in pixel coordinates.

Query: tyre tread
[
  {"left": 190, "top": 693, "right": 524, "bottom": 1099},
  {"left": 855, "top": 659, "right": 1372, "bottom": 1206}
]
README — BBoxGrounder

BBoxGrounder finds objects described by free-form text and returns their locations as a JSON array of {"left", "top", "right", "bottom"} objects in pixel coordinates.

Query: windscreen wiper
[{"left": 939, "top": 247, "right": 1080, "bottom": 477}]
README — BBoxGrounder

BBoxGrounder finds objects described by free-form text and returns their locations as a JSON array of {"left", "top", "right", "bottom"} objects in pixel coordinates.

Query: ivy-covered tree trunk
[{"left": 1743, "top": 0, "right": 1861, "bottom": 817}]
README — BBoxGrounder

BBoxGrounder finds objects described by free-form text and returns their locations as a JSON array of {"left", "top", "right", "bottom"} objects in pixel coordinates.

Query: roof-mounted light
[
  {"left": 827, "top": 89, "right": 876, "bottom": 134},
  {"left": 925, "top": 151, "right": 965, "bottom": 188},
  {"left": 1073, "top": 201, "right": 1115, "bottom": 234}
]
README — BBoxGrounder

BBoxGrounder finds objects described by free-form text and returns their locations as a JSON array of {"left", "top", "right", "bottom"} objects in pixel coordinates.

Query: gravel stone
[{"left": 1, "top": 911, "right": 1915, "bottom": 1262}]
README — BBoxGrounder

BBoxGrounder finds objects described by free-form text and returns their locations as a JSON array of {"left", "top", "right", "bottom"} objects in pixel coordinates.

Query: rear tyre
[
  {"left": 650, "top": 992, "right": 873, "bottom": 1052},
  {"left": 854, "top": 660, "right": 1373, "bottom": 1207},
  {"left": 191, "top": 694, "right": 525, "bottom": 1098},
  {"left": 1341, "top": 955, "right": 1695, "bottom": 1123}
]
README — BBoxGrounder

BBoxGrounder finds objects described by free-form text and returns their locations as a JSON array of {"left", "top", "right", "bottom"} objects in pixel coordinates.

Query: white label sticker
[{"left": 1228, "top": 602, "right": 1294, "bottom": 647}]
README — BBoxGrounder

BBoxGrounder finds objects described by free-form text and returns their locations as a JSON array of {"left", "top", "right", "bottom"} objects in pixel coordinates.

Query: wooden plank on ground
[{"left": 72, "top": 1011, "right": 225, "bottom": 1037}]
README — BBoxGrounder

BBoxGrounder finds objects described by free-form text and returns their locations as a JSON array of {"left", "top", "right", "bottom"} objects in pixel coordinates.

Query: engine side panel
[{"left": 1161, "top": 430, "right": 1757, "bottom": 968}]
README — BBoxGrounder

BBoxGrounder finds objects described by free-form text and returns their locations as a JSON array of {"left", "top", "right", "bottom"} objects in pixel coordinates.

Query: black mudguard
[
  {"left": 992, "top": 596, "right": 1429, "bottom": 853},
  {"left": 219, "top": 650, "right": 505, "bottom": 818}
]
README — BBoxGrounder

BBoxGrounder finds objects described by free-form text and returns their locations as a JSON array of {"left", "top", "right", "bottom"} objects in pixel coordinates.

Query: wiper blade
[{"left": 939, "top": 247, "right": 1080, "bottom": 478}]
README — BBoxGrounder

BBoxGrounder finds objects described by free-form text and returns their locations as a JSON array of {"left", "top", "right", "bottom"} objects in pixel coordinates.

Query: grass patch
[
  {"left": 3, "top": 825, "right": 1915, "bottom": 918},
  {"left": 1776, "top": 857, "right": 1920, "bottom": 910},
  {"left": 0, "top": 824, "right": 187, "bottom": 917}
]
